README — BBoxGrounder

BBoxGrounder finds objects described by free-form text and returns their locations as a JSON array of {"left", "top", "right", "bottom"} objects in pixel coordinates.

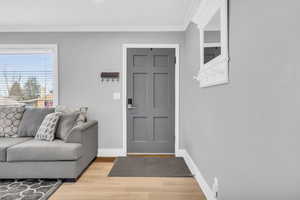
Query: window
[
  {"left": 192, "top": 0, "right": 229, "bottom": 88},
  {"left": 0, "top": 45, "right": 58, "bottom": 107}
]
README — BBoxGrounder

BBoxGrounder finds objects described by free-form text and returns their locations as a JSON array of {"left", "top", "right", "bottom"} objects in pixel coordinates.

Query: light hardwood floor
[{"left": 50, "top": 158, "right": 206, "bottom": 200}]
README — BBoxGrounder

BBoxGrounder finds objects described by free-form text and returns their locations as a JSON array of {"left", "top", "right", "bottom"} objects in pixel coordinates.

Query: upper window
[
  {"left": 192, "top": 0, "right": 229, "bottom": 88},
  {"left": 0, "top": 45, "right": 58, "bottom": 107}
]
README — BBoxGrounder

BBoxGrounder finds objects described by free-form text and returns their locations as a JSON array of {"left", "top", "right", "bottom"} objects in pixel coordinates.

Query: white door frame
[{"left": 122, "top": 44, "right": 180, "bottom": 156}]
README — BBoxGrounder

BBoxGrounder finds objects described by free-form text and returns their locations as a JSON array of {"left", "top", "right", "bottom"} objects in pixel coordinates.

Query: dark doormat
[
  {"left": 0, "top": 179, "right": 62, "bottom": 200},
  {"left": 108, "top": 157, "right": 193, "bottom": 177}
]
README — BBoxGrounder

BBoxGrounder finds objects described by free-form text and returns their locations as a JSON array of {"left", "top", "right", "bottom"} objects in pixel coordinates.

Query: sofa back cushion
[
  {"left": 0, "top": 105, "right": 25, "bottom": 137},
  {"left": 17, "top": 108, "right": 54, "bottom": 137},
  {"left": 56, "top": 112, "right": 80, "bottom": 141},
  {"left": 35, "top": 112, "right": 61, "bottom": 141}
]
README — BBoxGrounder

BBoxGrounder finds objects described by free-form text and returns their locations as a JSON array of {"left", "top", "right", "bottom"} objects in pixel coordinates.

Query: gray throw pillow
[
  {"left": 56, "top": 112, "right": 80, "bottom": 141},
  {"left": 17, "top": 108, "right": 55, "bottom": 137},
  {"left": 35, "top": 112, "right": 61, "bottom": 141},
  {"left": 55, "top": 105, "right": 87, "bottom": 127},
  {"left": 0, "top": 105, "right": 25, "bottom": 137}
]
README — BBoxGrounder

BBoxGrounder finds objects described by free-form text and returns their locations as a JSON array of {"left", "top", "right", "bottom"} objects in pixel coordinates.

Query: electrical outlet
[{"left": 212, "top": 177, "right": 219, "bottom": 198}]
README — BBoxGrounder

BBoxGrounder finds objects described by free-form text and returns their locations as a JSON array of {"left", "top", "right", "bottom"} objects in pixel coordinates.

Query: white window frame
[
  {"left": 0, "top": 44, "right": 59, "bottom": 105},
  {"left": 192, "top": 0, "right": 229, "bottom": 88}
]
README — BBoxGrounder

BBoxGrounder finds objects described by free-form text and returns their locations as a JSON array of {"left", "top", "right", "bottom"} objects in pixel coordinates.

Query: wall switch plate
[{"left": 113, "top": 92, "right": 121, "bottom": 100}]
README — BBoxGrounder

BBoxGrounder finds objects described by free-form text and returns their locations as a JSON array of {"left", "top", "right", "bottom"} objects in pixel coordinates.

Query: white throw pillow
[{"left": 35, "top": 112, "right": 61, "bottom": 141}]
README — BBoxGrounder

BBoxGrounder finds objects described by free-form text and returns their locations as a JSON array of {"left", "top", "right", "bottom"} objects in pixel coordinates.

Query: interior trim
[
  {"left": 126, "top": 153, "right": 175, "bottom": 156},
  {"left": 97, "top": 148, "right": 125, "bottom": 157},
  {"left": 179, "top": 149, "right": 217, "bottom": 200},
  {"left": 0, "top": 25, "right": 186, "bottom": 32}
]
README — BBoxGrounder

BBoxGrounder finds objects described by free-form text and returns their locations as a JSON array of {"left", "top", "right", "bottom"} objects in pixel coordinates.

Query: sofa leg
[{"left": 63, "top": 178, "right": 77, "bottom": 182}]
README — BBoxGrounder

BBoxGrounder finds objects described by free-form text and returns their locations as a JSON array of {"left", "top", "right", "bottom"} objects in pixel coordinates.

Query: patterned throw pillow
[
  {"left": 0, "top": 105, "right": 25, "bottom": 137},
  {"left": 35, "top": 112, "right": 61, "bottom": 141},
  {"left": 55, "top": 105, "right": 88, "bottom": 127}
]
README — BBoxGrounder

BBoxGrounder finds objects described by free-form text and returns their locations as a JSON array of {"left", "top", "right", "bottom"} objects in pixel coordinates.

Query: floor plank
[{"left": 50, "top": 158, "right": 206, "bottom": 200}]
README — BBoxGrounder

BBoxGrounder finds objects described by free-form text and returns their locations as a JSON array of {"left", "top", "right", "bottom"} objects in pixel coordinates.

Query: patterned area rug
[{"left": 0, "top": 179, "right": 62, "bottom": 200}]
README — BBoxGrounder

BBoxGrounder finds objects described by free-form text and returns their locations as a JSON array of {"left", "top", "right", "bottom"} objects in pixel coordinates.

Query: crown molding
[
  {"left": 0, "top": 0, "right": 199, "bottom": 32},
  {"left": 0, "top": 25, "right": 186, "bottom": 32}
]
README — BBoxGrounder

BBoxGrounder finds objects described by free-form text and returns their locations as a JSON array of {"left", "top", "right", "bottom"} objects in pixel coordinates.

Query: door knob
[{"left": 128, "top": 98, "right": 136, "bottom": 109}]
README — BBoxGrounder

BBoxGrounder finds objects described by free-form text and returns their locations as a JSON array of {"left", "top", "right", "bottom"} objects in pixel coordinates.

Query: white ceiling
[{"left": 0, "top": 0, "right": 201, "bottom": 32}]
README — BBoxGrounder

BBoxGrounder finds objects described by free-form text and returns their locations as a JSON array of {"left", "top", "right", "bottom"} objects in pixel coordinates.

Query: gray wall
[
  {"left": 182, "top": 0, "right": 300, "bottom": 199},
  {"left": 1, "top": 0, "right": 299, "bottom": 198},
  {"left": 0, "top": 32, "right": 184, "bottom": 149}
]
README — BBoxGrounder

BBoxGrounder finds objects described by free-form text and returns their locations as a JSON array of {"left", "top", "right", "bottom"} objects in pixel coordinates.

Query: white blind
[{"left": 0, "top": 52, "right": 55, "bottom": 108}]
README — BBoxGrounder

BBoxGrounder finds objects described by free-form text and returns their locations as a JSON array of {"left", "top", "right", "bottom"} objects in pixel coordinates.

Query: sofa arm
[{"left": 65, "top": 120, "right": 98, "bottom": 144}]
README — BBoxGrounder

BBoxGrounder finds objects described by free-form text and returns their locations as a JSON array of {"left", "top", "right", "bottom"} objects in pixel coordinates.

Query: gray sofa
[{"left": 0, "top": 108, "right": 98, "bottom": 181}]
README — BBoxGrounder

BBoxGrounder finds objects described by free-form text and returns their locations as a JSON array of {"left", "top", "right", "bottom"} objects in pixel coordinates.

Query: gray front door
[{"left": 127, "top": 48, "right": 175, "bottom": 153}]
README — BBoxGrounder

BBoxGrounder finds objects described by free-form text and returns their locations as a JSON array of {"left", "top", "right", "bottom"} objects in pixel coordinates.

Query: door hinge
[{"left": 174, "top": 57, "right": 177, "bottom": 64}]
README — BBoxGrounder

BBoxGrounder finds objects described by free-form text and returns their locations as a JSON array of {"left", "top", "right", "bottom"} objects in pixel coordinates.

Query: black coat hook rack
[{"left": 100, "top": 72, "right": 120, "bottom": 82}]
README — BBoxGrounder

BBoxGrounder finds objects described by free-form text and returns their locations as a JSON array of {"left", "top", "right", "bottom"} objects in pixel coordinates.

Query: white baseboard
[
  {"left": 97, "top": 148, "right": 125, "bottom": 157},
  {"left": 175, "top": 149, "right": 186, "bottom": 157},
  {"left": 180, "top": 149, "right": 217, "bottom": 200},
  {"left": 127, "top": 153, "right": 175, "bottom": 155}
]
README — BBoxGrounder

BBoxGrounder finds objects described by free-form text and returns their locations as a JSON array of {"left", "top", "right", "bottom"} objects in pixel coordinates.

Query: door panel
[
  {"left": 154, "top": 55, "right": 169, "bottom": 67},
  {"left": 133, "top": 73, "right": 148, "bottom": 111},
  {"left": 127, "top": 48, "right": 175, "bottom": 153},
  {"left": 153, "top": 73, "right": 169, "bottom": 109},
  {"left": 133, "top": 55, "right": 148, "bottom": 67},
  {"left": 133, "top": 117, "right": 149, "bottom": 141},
  {"left": 153, "top": 117, "right": 170, "bottom": 141}
]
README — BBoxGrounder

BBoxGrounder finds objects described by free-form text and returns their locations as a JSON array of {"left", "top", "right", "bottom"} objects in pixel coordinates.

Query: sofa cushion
[
  {"left": 0, "top": 137, "right": 32, "bottom": 161},
  {"left": 0, "top": 105, "right": 25, "bottom": 137},
  {"left": 7, "top": 139, "right": 82, "bottom": 162},
  {"left": 18, "top": 108, "right": 55, "bottom": 137},
  {"left": 35, "top": 112, "right": 61, "bottom": 141},
  {"left": 56, "top": 112, "right": 79, "bottom": 141}
]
